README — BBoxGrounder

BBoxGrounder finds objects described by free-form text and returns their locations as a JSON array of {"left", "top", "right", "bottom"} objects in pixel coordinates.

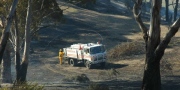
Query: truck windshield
[{"left": 90, "top": 46, "right": 105, "bottom": 54}]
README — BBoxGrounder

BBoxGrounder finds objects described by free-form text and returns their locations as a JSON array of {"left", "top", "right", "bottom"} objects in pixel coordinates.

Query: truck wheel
[
  {"left": 70, "top": 59, "right": 77, "bottom": 66},
  {"left": 85, "top": 61, "right": 92, "bottom": 69}
]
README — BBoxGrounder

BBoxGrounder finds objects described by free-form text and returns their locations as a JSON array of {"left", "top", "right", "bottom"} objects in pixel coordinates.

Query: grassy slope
[{"left": 27, "top": 0, "right": 180, "bottom": 90}]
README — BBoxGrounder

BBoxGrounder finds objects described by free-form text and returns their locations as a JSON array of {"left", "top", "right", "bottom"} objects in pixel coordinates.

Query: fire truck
[{"left": 63, "top": 43, "right": 106, "bottom": 69}]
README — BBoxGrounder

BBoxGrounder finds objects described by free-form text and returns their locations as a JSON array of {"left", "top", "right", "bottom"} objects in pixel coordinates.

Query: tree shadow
[
  {"left": 44, "top": 80, "right": 142, "bottom": 90},
  {"left": 88, "top": 63, "right": 128, "bottom": 70},
  {"left": 67, "top": 62, "right": 128, "bottom": 70},
  {"left": 44, "top": 76, "right": 180, "bottom": 90},
  {"left": 161, "top": 75, "right": 180, "bottom": 90},
  {"left": 96, "top": 80, "right": 142, "bottom": 90},
  {"left": 105, "top": 63, "right": 128, "bottom": 69},
  {"left": 75, "top": 0, "right": 130, "bottom": 16}
]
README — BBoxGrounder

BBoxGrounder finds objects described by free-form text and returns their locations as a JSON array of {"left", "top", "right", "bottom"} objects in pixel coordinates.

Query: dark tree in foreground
[
  {"left": 1, "top": 43, "right": 12, "bottom": 83},
  {"left": 173, "top": 0, "right": 179, "bottom": 21},
  {"left": 165, "top": 0, "right": 169, "bottom": 22},
  {"left": 133, "top": 0, "right": 180, "bottom": 90}
]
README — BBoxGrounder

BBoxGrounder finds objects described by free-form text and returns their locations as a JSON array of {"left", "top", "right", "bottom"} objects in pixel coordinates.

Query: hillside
[{"left": 10, "top": 0, "right": 180, "bottom": 90}]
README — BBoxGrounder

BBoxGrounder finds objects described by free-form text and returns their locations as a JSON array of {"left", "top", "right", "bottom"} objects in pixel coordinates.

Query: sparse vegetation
[
  {"left": 62, "top": 74, "right": 90, "bottom": 83},
  {"left": 108, "top": 41, "right": 144, "bottom": 59},
  {"left": 88, "top": 83, "right": 109, "bottom": 90},
  {"left": 106, "top": 68, "right": 119, "bottom": 80},
  {"left": 160, "top": 60, "right": 173, "bottom": 75},
  {"left": 0, "top": 83, "right": 44, "bottom": 90}
]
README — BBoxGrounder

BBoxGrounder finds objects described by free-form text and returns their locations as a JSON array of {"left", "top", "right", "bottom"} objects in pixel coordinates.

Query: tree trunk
[
  {"left": 142, "top": 58, "right": 161, "bottom": 90},
  {"left": 14, "top": 10, "right": 21, "bottom": 82},
  {"left": 165, "top": 0, "right": 169, "bottom": 22},
  {"left": 19, "top": 0, "right": 32, "bottom": 82},
  {"left": 0, "top": 0, "right": 18, "bottom": 64},
  {"left": 142, "top": 0, "right": 162, "bottom": 90},
  {"left": 1, "top": 43, "right": 12, "bottom": 83},
  {"left": 133, "top": 0, "right": 180, "bottom": 90},
  {"left": 173, "top": 0, "right": 179, "bottom": 21}
]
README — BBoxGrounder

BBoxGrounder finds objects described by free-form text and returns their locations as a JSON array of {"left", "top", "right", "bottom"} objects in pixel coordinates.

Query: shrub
[
  {"left": 88, "top": 83, "right": 109, "bottom": 90},
  {"left": 0, "top": 83, "right": 44, "bottom": 90},
  {"left": 62, "top": 74, "right": 90, "bottom": 83},
  {"left": 106, "top": 68, "right": 119, "bottom": 80},
  {"left": 160, "top": 60, "right": 173, "bottom": 75},
  {"left": 108, "top": 41, "right": 144, "bottom": 59}
]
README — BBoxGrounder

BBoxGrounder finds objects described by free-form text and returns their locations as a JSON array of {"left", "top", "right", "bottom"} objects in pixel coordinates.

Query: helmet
[{"left": 59, "top": 49, "right": 62, "bottom": 52}]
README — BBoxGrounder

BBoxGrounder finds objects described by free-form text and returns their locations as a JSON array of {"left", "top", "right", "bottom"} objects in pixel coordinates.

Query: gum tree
[
  {"left": 0, "top": 0, "right": 63, "bottom": 83},
  {"left": 133, "top": 0, "right": 180, "bottom": 89}
]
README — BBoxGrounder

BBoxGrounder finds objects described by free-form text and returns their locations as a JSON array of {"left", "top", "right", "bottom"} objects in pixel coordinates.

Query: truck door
[{"left": 83, "top": 48, "right": 90, "bottom": 60}]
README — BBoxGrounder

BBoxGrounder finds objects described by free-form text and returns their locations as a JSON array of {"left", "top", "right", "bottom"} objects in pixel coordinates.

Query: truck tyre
[
  {"left": 85, "top": 61, "right": 92, "bottom": 69},
  {"left": 70, "top": 59, "right": 77, "bottom": 66}
]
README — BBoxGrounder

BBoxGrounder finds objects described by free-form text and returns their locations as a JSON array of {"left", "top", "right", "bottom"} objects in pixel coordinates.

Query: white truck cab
[{"left": 63, "top": 43, "right": 106, "bottom": 69}]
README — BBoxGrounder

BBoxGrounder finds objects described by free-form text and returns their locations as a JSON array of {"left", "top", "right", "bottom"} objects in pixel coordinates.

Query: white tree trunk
[{"left": 20, "top": 0, "right": 32, "bottom": 82}]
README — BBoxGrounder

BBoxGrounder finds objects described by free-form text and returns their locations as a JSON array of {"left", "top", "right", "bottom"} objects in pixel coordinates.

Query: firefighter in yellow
[{"left": 59, "top": 49, "right": 64, "bottom": 65}]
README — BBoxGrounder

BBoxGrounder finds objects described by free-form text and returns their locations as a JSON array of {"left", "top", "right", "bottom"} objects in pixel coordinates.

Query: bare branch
[
  {"left": 155, "top": 18, "right": 180, "bottom": 60},
  {"left": 133, "top": 0, "right": 148, "bottom": 41},
  {"left": 133, "top": 0, "right": 149, "bottom": 57}
]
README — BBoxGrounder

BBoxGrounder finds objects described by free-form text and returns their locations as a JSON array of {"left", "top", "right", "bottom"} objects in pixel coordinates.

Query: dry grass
[
  {"left": 88, "top": 83, "right": 109, "bottom": 90},
  {"left": 62, "top": 74, "right": 90, "bottom": 83},
  {"left": 107, "top": 41, "right": 145, "bottom": 60},
  {"left": 106, "top": 68, "right": 119, "bottom": 80},
  {"left": 0, "top": 83, "right": 44, "bottom": 90}
]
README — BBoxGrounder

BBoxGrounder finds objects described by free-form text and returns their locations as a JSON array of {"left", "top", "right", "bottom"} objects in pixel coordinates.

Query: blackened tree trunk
[
  {"left": 173, "top": 0, "right": 179, "bottom": 21},
  {"left": 19, "top": 0, "right": 32, "bottom": 82},
  {"left": 0, "top": 0, "right": 18, "bottom": 63},
  {"left": 133, "top": 0, "right": 180, "bottom": 90},
  {"left": 1, "top": 43, "right": 12, "bottom": 83},
  {"left": 165, "top": 0, "right": 169, "bottom": 22},
  {"left": 142, "top": 0, "right": 161, "bottom": 89}
]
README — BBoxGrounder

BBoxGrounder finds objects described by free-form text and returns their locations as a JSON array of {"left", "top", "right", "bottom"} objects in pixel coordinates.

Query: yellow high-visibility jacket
[{"left": 59, "top": 51, "right": 64, "bottom": 58}]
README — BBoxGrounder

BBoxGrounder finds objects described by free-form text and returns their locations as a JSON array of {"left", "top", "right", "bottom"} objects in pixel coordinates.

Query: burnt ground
[{"left": 9, "top": 0, "right": 180, "bottom": 90}]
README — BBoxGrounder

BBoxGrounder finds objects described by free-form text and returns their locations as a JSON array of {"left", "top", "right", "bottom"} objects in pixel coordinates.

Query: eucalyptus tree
[
  {"left": 0, "top": 0, "right": 63, "bottom": 83},
  {"left": 0, "top": 0, "right": 18, "bottom": 63},
  {"left": 173, "top": 0, "right": 179, "bottom": 21},
  {"left": 165, "top": 0, "right": 169, "bottom": 22},
  {"left": 133, "top": 0, "right": 180, "bottom": 90},
  {"left": 1, "top": 43, "right": 12, "bottom": 83}
]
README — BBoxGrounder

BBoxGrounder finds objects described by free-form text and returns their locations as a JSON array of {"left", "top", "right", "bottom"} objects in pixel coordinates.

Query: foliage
[
  {"left": 108, "top": 41, "right": 144, "bottom": 59},
  {"left": 0, "top": 0, "right": 63, "bottom": 37},
  {"left": 0, "top": 83, "right": 44, "bottom": 90}
]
